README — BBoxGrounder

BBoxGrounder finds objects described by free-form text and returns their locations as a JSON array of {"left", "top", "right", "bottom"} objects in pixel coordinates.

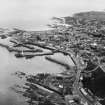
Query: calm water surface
[{"left": 0, "top": 40, "right": 74, "bottom": 105}]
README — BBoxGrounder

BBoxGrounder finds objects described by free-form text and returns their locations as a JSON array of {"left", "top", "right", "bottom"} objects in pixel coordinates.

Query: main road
[{"left": 72, "top": 55, "right": 101, "bottom": 105}]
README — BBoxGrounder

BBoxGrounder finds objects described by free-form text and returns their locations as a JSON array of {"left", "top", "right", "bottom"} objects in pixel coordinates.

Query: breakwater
[
  {"left": 45, "top": 56, "right": 70, "bottom": 70},
  {"left": 24, "top": 42, "right": 76, "bottom": 65},
  {"left": 13, "top": 44, "right": 35, "bottom": 50},
  {"left": 15, "top": 52, "right": 54, "bottom": 59},
  {"left": 0, "top": 43, "right": 43, "bottom": 53}
]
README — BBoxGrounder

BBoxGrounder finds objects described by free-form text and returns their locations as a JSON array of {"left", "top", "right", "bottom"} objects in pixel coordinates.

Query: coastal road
[
  {"left": 72, "top": 69, "right": 94, "bottom": 105},
  {"left": 72, "top": 55, "right": 97, "bottom": 105}
]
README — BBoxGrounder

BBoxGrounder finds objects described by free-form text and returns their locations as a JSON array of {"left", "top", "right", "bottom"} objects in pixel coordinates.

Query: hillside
[{"left": 64, "top": 11, "right": 105, "bottom": 25}]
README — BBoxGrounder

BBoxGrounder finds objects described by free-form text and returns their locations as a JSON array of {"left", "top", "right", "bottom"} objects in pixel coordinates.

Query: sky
[{"left": 0, "top": 0, "right": 105, "bottom": 30}]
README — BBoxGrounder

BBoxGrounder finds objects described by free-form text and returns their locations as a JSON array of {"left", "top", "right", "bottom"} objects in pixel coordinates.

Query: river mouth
[{"left": 82, "top": 66, "right": 105, "bottom": 104}]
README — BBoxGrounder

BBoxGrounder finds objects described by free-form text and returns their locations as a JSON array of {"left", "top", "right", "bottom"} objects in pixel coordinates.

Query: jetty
[
  {"left": 45, "top": 56, "right": 70, "bottom": 70},
  {"left": 0, "top": 43, "right": 43, "bottom": 53}
]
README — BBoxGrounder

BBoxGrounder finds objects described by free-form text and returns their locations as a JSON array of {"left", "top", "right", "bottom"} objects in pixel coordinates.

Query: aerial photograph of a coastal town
[{"left": 1, "top": 0, "right": 105, "bottom": 105}]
